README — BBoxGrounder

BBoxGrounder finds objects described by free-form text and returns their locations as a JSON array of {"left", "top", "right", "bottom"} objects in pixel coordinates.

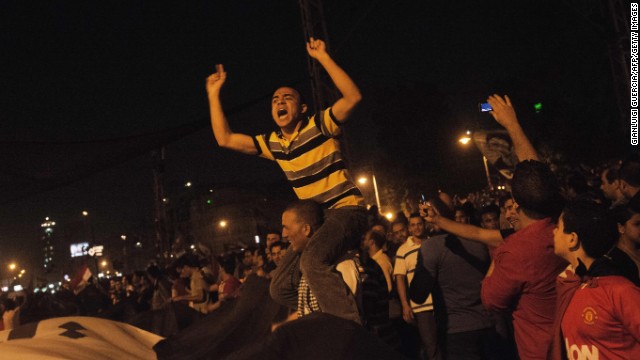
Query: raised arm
[
  {"left": 206, "top": 64, "right": 258, "bottom": 154},
  {"left": 307, "top": 38, "right": 362, "bottom": 122},
  {"left": 486, "top": 94, "right": 539, "bottom": 162},
  {"left": 426, "top": 214, "right": 504, "bottom": 248}
]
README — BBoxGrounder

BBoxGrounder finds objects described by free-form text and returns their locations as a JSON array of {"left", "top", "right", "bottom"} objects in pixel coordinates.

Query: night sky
[{"left": 0, "top": 0, "right": 627, "bottom": 271}]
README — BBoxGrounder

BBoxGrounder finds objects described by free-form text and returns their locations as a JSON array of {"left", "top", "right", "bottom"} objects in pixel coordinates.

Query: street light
[
  {"left": 458, "top": 131, "right": 493, "bottom": 190},
  {"left": 219, "top": 220, "right": 227, "bottom": 228},
  {"left": 458, "top": 130, "right": 472, "bottom": 145},
  {"left": 8, "top": 263, "right": 16, "bottom": 271},
  {"left": 357, "top": 174, "right": 382, "bottom": 214}
]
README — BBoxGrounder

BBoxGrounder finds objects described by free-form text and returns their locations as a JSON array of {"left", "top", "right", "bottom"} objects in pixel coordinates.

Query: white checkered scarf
[{"left": 296, "top": 256, "right": 362, "bottom": 318}]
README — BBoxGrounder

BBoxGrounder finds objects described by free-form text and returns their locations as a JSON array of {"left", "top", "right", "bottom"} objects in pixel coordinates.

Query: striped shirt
[
  {"left": 393, "top": 236, "right": 434, "bottom": 312},
  {"left": 253, "top": 107, "right": 364, "bottom": 209}
]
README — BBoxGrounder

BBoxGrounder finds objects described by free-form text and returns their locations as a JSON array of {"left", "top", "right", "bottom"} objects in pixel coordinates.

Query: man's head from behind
[
  {"left": 553, "top": 202, "right": 617, "bottom": 262},
  {"left": 600, "top": 166, "right": 621, "bottom": 201},
  {"left": 363, "top": 229, "right": 386, "bottom": 252},
  {"left": 271, "top": 86, "right": 308, "bottom": 132},
  {"left": 511, "top": 160, "right": 564, "bottom": 221},
  {"left": 619, "top": 155, "right": 640, "bottom": 200},
  {"left": 174, "top": 254, "right": 200, "bottom": 278},
  {"left": 282, "top": 200, "right": 324, "bottom": 253}
]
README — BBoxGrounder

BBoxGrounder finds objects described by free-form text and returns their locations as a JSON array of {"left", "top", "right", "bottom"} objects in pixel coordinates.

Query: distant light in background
[
  {"left": 357, "top": 177, "right": 367, "bottom": 185},
  {"left": 534, "top": 102, "right": 542, "bottom": 113},
  {"left": 254, "top": 235, "right": 260, "bottom": 244},
  {"left": 120, "top": 235, "right": 126, "bottom": 241},
  {"left": 385, "top": 212, "right": 394, "bottom": 220},
  {"left": 185, "top": 181, "right": 192, "bottom": 188},
  {"left": 82, "top": 211, "right": 89, "bottom": 216},
  {"left": 101, "top": 260, "right": 107, "bottom": 267},
  {"left": 219, "top": 220, "right": 227, "bottom": 228},
  {"left": 458, "top": 131, "right": 472, "bottom": 145}
]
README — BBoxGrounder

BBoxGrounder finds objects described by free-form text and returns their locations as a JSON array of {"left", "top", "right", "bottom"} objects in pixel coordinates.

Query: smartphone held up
[{"left": 478, "top": 102, "right": 493, "bottom": 112}]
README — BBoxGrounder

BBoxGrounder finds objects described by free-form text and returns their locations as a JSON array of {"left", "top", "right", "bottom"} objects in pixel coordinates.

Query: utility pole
[
  {"left": 152, "top": 148, "right": 168, "bottom": 263},
  {"left": 604, "top": 0, "right": 630, "bottom": 123},
  {"left": 298, "top": 0, "right": 339, "bottom": 115}
]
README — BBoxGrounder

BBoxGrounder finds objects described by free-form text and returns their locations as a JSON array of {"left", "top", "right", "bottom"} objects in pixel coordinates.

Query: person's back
[
  {"left": 483, "top": 218, "right": 566, "bottom": 358},
  {"left": 424, "top": 234, "right": 492, "bottom": 334},
  {"left": 481, "top": 159, "right": 567, "bottom": 359}
]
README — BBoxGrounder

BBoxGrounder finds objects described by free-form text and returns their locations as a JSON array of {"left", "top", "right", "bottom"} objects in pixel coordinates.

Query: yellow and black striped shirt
[{"left": 253, "top": 107, "right": 364, "bottom": 209}]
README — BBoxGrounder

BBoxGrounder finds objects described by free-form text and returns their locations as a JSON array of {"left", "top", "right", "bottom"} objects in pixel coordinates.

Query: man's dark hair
[
  {"left": 219, "top": 255, "right": 236, "bottom": 275},
  {"left": 619, "top": 155, "right": 640, "bottom": 187},
  {"left": 367, "top": 229, "right": 387, "bottom": 249},
  {"left": 174, "top": 253, "right": 200, "bottom": 269},
  {"left": 611, "top": 202, "right": 640, "bottom": 226},
  {"left": 454, "top": 204, "right": 474, "bottom": 218},
  {"left": 511, "top": 160, "right": 564, "bottom": 220},
  {"left": 409, "top": 212, "right": 424, "bottom": 221},
  {"left": 565, "top": 172, "right": 589, "bottom": 195},
  {"left": 269, "top": 240, "right": 287, "bottom": 253},
  {"left": 146, "top": 264, "right": 163, "bottom": 280},
  {"left": 285, "top": 200, "right": 324, "bottom": 232},
  {"left": 391, "top": 217, "right": 408, "bottom": 228},
  {"left": 561, "top": 202, "right": 617, "bottom": 258},
  {"left": 274, "top": 86, "right": 308, "bottom": 107},
  {"left": 478, "top": 204, "right": 500, "bottom": 218},
  {"left": 498, "top": 195, "right": 512, "bottom": 208},
  {"left": 603, "top": 165, "right": 620, "bottom": 184},
  {"left": 370, "top": 220, "right": 389, "bottom": 233}
]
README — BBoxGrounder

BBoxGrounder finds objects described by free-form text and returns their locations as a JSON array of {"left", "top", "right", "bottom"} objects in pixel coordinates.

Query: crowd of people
[{"left": 1, "top": 38, "right": 639, "bottom": 360}]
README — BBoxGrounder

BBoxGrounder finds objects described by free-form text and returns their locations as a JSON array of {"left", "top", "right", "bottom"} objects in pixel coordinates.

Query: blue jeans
[{"left": 299, "top": 206, "right": 367, "bottom": 324}]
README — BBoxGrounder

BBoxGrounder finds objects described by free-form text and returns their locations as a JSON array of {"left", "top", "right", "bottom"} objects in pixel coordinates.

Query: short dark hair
[
  {"left": 478, "top": 204, "right": 500, "bottom": 218},
  {"left": 146, "top": 264, "right": 163, "bottom": 279},
  {"left": 285, "top": 200, "right": 324, "bottom": 232},
  {"left": 391, "top": 217, "right": 408, "bottom": 228},
  {"left": 174, "top": 253, "right": 200, "bottom": 269},
  {"left": 565, "top": 172, "right": 589, "bottom": 195},
  {"left": 611, "top": 202, "right": 640, "bottom": 226},
  {"left": 274, "top": 86, "right": 308, "bottom": 106},
  {"left": 603, "top": 165, "right": 620, "bottom": 184},
  {"left": 370, "top": 220, "right": 388, "bottom": 233},
  {"left": 219, "top": 255, "right": 236, "bottom": 275},
  {"left": 454, "top": 204, "right": 474, "bottom": 218},
  {"left": 561, "top": 202, "right": 617, "bottom": 258},
  {"left": 619, "top": 155, "right": 640, "bottom": 187},
  {"left": 367, "top": 229, "right": 387, "bottom": 249},
  {"left": 511, "top": 160, "right": 564, "bottom": 220},
  {"left": 409, "top": 212, "right": 423, "bottom": 221},
  {"left": 269, "top": 240, "right": 287, "bottom": 253},
  {"left": 498, "top": 195, "right": 513, "bottom": 208}
]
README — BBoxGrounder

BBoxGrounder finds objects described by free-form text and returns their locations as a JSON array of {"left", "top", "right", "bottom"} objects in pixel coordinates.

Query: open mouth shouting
[{"left": 277, "top": 108, "right": 288, "bottom": 119}]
